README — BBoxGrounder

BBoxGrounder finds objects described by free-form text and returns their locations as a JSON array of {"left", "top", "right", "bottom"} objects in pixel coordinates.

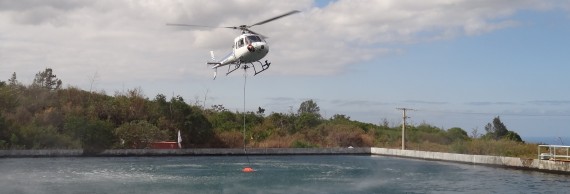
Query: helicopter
[{"left": 167, "top": 10, "right": 300, "bottom": 79}]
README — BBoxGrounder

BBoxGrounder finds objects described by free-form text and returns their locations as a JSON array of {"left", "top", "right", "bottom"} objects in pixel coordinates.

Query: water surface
[{"left": 0, "top": 155, "right": 568, "bottom": 193}]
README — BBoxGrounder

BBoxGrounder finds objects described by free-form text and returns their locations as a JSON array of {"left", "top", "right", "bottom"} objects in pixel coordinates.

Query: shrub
[
  {"left": 291, "top": 139, "right": 317, "bottom": 148},
  {"left": 64, "top": 116, "right": 116, "bottom": 154},
  {"left": 216, "top": 131, "right": 243, "bottom": 148},
  {"left": 114, "top": 120, "right": 167, "bottom": 149}
]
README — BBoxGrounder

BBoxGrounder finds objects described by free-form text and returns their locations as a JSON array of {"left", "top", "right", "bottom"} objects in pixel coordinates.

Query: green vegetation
[{"left": 0, "top": 68, "right": 535, "bottom": 157}]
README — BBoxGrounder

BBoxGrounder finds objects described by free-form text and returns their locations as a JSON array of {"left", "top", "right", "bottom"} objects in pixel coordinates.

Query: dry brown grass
[
  {"left": 216, "top": 131, "right": 243, "bottom": 148},
  {"left": 256, "top": 134, "right": 296, "bottom": 148},
  {"left": 406, "top": 141, "right": 450, "bottom": 152},
  {"left": 373, "top": 138, "right": 538, "bottom": 158},
  {"left": 464, "top": 139, "right": 537, "bottom": 158}
]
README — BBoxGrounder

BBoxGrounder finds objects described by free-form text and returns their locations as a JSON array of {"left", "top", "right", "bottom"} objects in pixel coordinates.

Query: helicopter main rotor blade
[
  {"left": 249, "top": 10, "right": 300, "bottom": 27},
  {"left": 166, "top": 23, "right": 236, "bottom": 29}
]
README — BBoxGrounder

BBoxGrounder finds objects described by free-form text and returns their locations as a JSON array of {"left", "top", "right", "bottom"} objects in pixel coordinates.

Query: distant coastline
[{"left": 524, "top": 137, "right": 569, "bottom": 145}]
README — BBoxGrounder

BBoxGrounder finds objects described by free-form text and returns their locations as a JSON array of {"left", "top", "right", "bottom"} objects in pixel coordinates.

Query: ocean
[{"left": 524, "top": 136, "right": 569, "bottom": 145}]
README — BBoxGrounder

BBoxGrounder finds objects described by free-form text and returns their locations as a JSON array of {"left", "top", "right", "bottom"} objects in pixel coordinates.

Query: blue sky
[{"left": 1, "top": 0, "right": 569, "bottom": 141}]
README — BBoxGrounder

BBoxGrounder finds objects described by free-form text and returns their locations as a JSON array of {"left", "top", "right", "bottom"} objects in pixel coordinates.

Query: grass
[{"left": 391, "top": 139, "right": 538, "bottom": 159}]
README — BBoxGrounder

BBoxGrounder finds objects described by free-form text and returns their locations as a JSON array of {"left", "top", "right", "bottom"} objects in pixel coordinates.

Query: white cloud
[{"left": 0, "top": 0, "right": 561, "bottom": 86}]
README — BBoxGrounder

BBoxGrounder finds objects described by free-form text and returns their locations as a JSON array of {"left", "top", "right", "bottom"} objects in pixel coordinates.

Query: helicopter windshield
[{"left": 246, "top": 35, "right": 264, "bottom": 43}]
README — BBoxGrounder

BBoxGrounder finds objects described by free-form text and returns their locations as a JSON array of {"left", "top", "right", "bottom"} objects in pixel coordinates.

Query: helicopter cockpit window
[
  {"left": 237, "top": 38, "right": 245, "bottom": 48},
  {"left": 238, "top": 38, "right": 245, "bottom": 48},
  {"left": 247, "top": 36, "right": 263, "bottom": 43}
]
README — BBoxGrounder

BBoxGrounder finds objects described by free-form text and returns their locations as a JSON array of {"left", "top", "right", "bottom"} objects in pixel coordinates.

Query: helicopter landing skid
[
  {"left": 224, "top": 60, "right": 271, "bottom": 77},
  {"left": 226, "top": 63, "right": 241, "bottom": 76},
  {"left": 252, "top": 60, "right": 271, "bottom": 76}
]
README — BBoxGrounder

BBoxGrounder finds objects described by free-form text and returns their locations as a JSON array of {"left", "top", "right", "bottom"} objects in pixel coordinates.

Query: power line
[{"left": 416, "top": 109, "right": 570, "bottom": 117}]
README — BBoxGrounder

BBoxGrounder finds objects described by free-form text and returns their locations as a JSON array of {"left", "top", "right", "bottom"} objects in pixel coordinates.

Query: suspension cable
[{"left": 243, "top": 65, "right": 251, "bottom": 165}]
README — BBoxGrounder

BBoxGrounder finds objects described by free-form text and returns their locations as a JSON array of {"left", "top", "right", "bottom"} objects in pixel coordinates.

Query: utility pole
[{"left": 396, "top": 108, "right": 415, "bottom": 150}]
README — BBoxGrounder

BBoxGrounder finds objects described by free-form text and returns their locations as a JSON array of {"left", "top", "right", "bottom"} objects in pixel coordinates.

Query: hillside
[{"left": 0, "top": 68, "right": 536, "bottom": 157}]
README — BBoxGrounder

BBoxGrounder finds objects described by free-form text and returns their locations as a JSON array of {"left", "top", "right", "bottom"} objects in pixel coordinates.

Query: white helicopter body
[
  {"left": 168, "top": 10, "right": 299, "bottom": 79},
  {"left": 210, "top": 33, "right": 269, "bottom": 67}
]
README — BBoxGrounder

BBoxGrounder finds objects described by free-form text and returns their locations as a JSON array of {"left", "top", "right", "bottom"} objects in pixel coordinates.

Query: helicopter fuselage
[{"left": 214, "top": 33, "right": 269, "bottom": 67}]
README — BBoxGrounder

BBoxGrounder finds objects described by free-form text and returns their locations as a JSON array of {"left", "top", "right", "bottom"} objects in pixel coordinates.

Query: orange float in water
[{"left": 242, "top": 167, "right": 254, "bottom": 173}]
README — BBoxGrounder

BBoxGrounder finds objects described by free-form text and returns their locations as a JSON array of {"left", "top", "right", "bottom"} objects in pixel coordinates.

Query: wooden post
[{"left": 397, "top": 108, "right": 414, "bottom": 150}]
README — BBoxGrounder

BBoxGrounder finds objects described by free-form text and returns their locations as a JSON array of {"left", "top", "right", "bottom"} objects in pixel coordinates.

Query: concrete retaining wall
[
  {"left": 0, "top": 149, "right": 83, "bottom": 157},
  {"left": 99, "top": 147, "right": 370, "bottom": 156},
  {"left": 0, "top": 148, "right": 369, "bottom": 158},
  {"left": 371, "top": 147, "right": 570, "bottom": 173}
]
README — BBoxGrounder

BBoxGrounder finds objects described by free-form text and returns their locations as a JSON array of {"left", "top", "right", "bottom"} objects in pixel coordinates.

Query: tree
[
  {"left": 470, "top": 127, "right": 480, "bottom": 138},
  {"left": 114, "top": 120, "right": 167, "bottom": 149},
  {"left": 504, "top": 131, "right": 524, "bottom": 143},
  {"left": 483, "top": 116, "right": 523, "bottom": 142},
  {"left": 8, "top": 72, "right": 18, "bottom": 86},
  {"left": 257, "top": 107, "right": 265, "bottom": 115},
  {"left": 0, "top": 82, "right": 19, "bottom": 112},
  {"left": 297, "top": 99, "right": 320, "bottom": 117},
  {"left": 210, "top": 104, "right": 228, "bottom": 112},
  {"left": 492, "top": 116, "right": 508, "bottom": 137},
  {"left": 293, "top": 99, "right": 322, "bottom": 131},
  {"left": 16, "top": 123, "right": 79, "bottom": 149},
  {"left": 210, "top": 110, "right": 240, "bottom": 131},
  {"left": 182, "top": 107, "right": 214, "bottom": 147},
  {"left": 295, "top": 112, "right": 321, "bottom": 130},
  {"left": 160, "top": 96, "right": 215, "bottom": 147},
  {"left": 266, "top": 112, "right": 295, "bottom": 135},
  {"left": 0, "top": 113, "right": 9, "bottom": 148},
  {"left": 64, "top": 116, "right": 116, "bottom": 154},
  {"left": 33, "top": 68, "right": 62, "bottom": 90},
  {"left": 447, "top": 127, "right": 469, "bottom": 142},
  {"left": 484, "top": 116, "right": 509, "bottom": 140},
  {"left": 330, "top": 114, "right": 351, "bottom": 123}
]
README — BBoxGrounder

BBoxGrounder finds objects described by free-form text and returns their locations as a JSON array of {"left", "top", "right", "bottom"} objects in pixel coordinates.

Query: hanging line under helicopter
[{"left": 241, "top": 64, "right": 253, "bottom": 172}]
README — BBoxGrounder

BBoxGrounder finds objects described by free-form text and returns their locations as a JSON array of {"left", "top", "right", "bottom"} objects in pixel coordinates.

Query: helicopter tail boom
[
  {"left": 207, "top": 51, "right": 223, "bottom": 67},
  {"left": 207, "top": 51, "right": 223, "bottom": 79}
]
